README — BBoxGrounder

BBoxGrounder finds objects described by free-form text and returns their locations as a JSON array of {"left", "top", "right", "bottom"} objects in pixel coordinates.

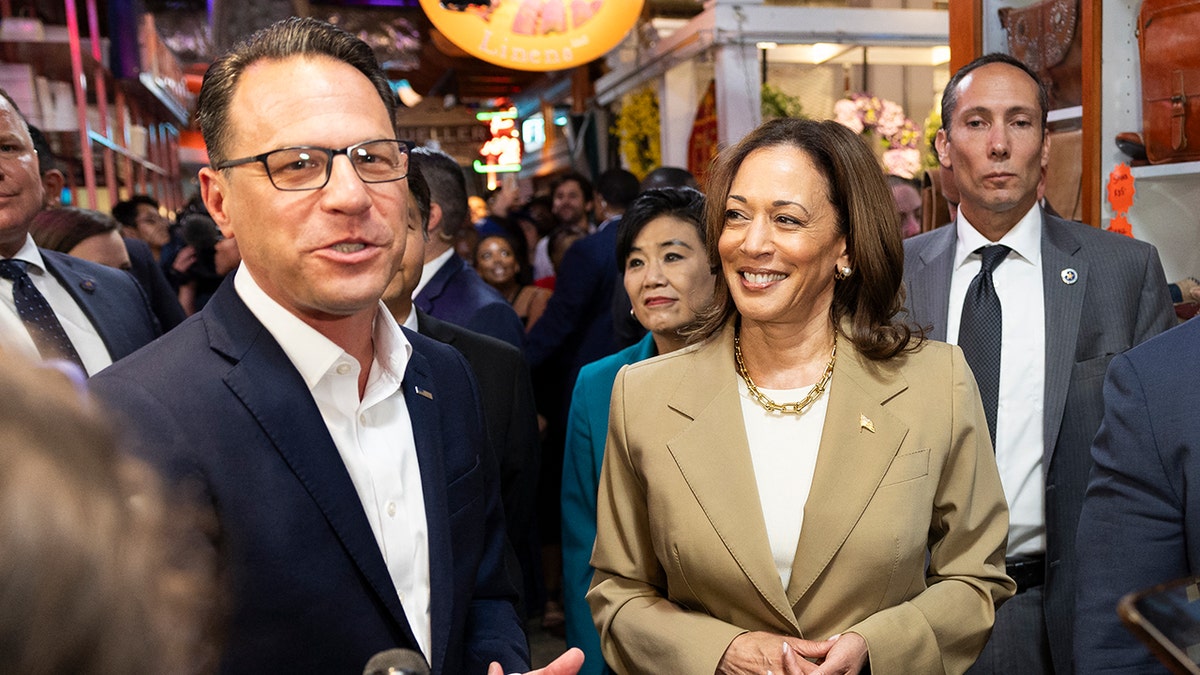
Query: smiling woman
[
  {"left": 474, "top": 233, "right": 551, "bottom": 330},
  {"left": 585, "top": 118, "right": 1015, "bottom": 675}
]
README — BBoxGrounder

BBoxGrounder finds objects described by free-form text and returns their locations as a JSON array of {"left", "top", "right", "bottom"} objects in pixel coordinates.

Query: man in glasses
[{"left": 92, "top": 17, "right": 581, "bottom": 675}]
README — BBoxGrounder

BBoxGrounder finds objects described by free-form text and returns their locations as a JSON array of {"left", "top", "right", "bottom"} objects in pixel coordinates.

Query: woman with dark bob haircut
[{"left": 587, "top": 118, "right": 1013, "bottom": 674}]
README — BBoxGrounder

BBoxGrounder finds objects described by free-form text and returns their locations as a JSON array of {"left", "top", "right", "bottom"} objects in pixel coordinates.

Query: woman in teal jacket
[{"left": 561, "top": 187, "right": 716, "bottom": 674}]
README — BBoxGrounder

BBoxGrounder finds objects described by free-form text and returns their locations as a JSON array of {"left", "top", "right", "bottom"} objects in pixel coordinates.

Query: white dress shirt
[
  {"left": 234, "top": 265, "right": 433, "bottom": 659},
  {"left": 0, "top": 234, "right": 112, "bottom": 375},
  {"left": 738, "top": 378, "right": 831, "bottom": 589},
  {"left": 945, "top": 208, "right": 1047, "bottom": 558}
]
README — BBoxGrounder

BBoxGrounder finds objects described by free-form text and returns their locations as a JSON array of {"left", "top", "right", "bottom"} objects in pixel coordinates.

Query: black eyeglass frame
[{"left": 212, "top": 138, "right": 410, "bottom": 191}]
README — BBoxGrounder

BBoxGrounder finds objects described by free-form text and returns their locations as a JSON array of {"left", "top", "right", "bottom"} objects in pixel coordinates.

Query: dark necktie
[
  {"left": 958, "top": 244, "right": 1011, "bottom": 448},
  {"left": 0, "top": 259, "right": 84, "bottom": 368}
]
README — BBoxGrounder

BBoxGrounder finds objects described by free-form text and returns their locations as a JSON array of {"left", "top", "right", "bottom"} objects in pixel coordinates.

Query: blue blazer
[
  {"left": 40, "top": 249, "right": 160, "bottom": 364},
  {"left": 89, "top": 278, "right": 528, "bottom": 674},
  {"left": 525, "top": 221, "right": 620, "bottom": 376},
  {"left": 414, "top": 253, "right": 524, "bottom": 350},
  {"left": 561, "top": 332, "right": 656, "bottom": 675},
  {"left": 903, "top": 211, "right": 1175, "bottom": 673},
  {"left": 1075, "top": 317, "right": 1200, "bottom": 673}
]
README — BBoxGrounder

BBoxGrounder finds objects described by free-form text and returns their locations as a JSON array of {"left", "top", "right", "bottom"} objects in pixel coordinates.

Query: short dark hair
[
  {"left": 614, "top": 187, "right": 706, "bottom": 273},
  {"left": 27, "top": 125, "right": 57, "bottom": 175},
  {"left": 407, "top": 163, "right": 431, "bottom": 235},
  {"left": 694, "top": 117, "right": 916, "bottom": 359},
  {"left": 111, "top": 195, "right": 161, "bottom": 230},
  {"left": 29, "top": 207, "right": 120, "bottom": 254},
  {"left": 639, "top": 166, "right": 699, "bottom": 192},
  {"left": 595, "top": 168, "right": 640, "bottom": 212},
  {"left": 196, "top": 17, "right": 396, "bottom": 166},
  {"left": 551, "top": 171, "right": 593, "bottom": 204},
  {"left": 941, "top": 52, "right": 1048, "bottom": 139},
  {"left": 409, "top": 147, "right": 467, "bottom": 240}
]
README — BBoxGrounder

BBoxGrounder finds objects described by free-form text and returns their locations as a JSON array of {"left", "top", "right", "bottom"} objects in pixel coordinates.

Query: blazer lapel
[
  {"left": 414, "top": 255, "right": 457, "bottom": 313},
  {"left": 907, "top": 225, "right": 956, "bottom": 340},
  {"left": 206, "top": 284, "right": 420, "bottom": 651},
  {"left": 401, "top": 348, "right": 452, "bottom": 675},
  {"left": 785, "top": 342, "right": 909, "bottom": 607},
  {"left": 1040, "top": 213, "right": 1085, "bottom": 465},
  {"left": 665, "top": 326, "right": 799, "bottom": 631}
]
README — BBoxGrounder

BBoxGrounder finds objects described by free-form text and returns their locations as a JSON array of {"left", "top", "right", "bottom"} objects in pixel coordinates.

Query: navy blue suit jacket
[
  {"left": 89, "top": 278, "right": 528, "bottom": 674},
  {"left": 39, "top": 249, "right": 159, "bottom": 364},
  {"left": 1075, "top": 317, "right": 1200, "bottom": 673},
  {"left": 122, "top": 237, "right": 186, "bottom": 331},
  {"left": 414, "top": 254, "right": 524, "bottom": 350},
  {"left": 524, "top": 220, "right": 619, "bottom": 376}
]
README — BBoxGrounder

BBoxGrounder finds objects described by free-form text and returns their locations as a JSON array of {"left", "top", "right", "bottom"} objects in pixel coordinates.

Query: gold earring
[{"left": 835, "top": 266, "right": 852, "bottom": 280}]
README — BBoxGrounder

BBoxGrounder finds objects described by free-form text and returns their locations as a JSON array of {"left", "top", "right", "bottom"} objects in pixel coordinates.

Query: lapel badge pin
[
  {"left": 415, "top": 386, "right": 434, "bottom": 400},
  {"left": 79, "top": 278, "right": 97, "bottom": 293},
  {"left": 859, "top": 414, "right": 875, "bottom": 433},
  {"left": 1061, "top": 268, "right": 1078, "bottom": 285}
]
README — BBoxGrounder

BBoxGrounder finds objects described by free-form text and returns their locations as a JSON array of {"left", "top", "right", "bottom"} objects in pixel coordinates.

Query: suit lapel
[
  {"left": 1040, "top": 214, "right": 1085, "bottom": 465},
  {"left": 41, "top": 250, "right": 125, "bottom": 358},
  {"left": 785, "top": 344, "right": 908, "bottom": 606},
  {"left": 665, "top": 326, "right": 799, "bottom": 631},
  {"left": 414, "top": 255, "right": 458, "bottom": 313},
  {"left": 400, "top": 346, "right": 452, "bottom": 675},
  {"left": 206, "top": 284, "right": 420, "bottom": 651},
  {"left": 908, "top": 226, "right": 956, "bottom": 340}
]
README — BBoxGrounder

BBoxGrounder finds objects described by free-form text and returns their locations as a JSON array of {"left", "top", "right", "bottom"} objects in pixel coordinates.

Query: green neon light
[
  {"left": 473, "top": 160, "right": 522, "bottom": 173},
  {"left": 475, "top": 109, "right": 518, "bottom": 121}
]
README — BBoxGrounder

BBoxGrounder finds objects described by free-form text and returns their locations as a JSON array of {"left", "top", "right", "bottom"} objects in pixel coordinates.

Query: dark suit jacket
[
  {"left": 524, "top": 220, "right": 619, "bottom": 376},
  {"left": 414, "top": 254, "right": 524, "bottom": 350},
  {"left": 123, "top": 237, "right": 186, "bottom": 332},
  {"left": 416, "top": 309, "right": 540, "bottom": 588},
  {"left": 902, "top": 210, "right": 1175, "bottom": 674},
  {"left": 1075, "top": 317, "right": 1200, "bottom": 673},
  {"left": 39, "top": 249, "right": 159, "bottom": 365},
  {"left": 89, "top": 279, "right": 528, "bottom": 674}
]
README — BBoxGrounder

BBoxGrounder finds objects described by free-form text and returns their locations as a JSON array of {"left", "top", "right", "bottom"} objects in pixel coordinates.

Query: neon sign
[{"left": 474, "top": 108, "right": 521, "bottom": 185}]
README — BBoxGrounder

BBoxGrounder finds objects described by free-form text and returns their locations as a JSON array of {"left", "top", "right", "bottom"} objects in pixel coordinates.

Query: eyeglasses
[{"left": 213, "top": 139, "right": 409, "bottom": 191}]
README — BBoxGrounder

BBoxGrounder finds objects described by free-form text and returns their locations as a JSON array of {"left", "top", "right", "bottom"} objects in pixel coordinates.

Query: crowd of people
[{"left": 0, "top": 15, "right": 1197, "bottom": 675}]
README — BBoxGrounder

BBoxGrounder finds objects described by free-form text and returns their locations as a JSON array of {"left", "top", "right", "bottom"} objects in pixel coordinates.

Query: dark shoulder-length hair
[
  {"left": 614, "top": 187, "right": 706, "bottom": 272},
  {"left": 29, "top": 207, "right": 121, "bottom": 254},
  {"left": 692, "top": 117, "right": 918, "bottom": 360}
]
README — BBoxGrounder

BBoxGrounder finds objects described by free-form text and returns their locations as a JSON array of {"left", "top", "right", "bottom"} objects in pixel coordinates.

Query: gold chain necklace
[{"left": 734, "top": 328, "right": 836, "bottom": 415}]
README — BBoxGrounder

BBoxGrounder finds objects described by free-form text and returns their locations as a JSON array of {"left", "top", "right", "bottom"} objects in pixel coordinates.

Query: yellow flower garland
[{"left": 613, "top": 86, "right": 661, "bottom": 181}]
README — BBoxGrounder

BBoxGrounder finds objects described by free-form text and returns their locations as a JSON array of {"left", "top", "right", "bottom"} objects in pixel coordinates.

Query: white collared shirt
[
  {"left": 946, "top": 208, "right": 1046, "bottom": 557},
  {"left": 413, "top": 247, "right": 456, "bottom": 300},
  {"left": 234, "top": 265, "right": 432, "bottom": 659},
  {"left": 0, "top": 234, "right": 112, "bottom": 375}
]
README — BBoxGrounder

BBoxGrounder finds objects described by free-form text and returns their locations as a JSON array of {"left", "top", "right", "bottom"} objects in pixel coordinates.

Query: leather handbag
[
  {"left": 1138, "top": 0, "right": 1200, "bottom": 164},
  {"left": 998, "top": 0, "right": 1083, "bottom": 110}
]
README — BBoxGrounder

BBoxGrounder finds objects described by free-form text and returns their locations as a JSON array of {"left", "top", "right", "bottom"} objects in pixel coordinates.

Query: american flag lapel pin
[{"left": 415, "top": 386, "right": 434, "bottom": 400}]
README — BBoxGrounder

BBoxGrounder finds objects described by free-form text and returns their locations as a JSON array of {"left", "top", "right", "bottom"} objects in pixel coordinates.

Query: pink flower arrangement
[{"left": 834, "top": 92, "right": 922, "bottom": 179}]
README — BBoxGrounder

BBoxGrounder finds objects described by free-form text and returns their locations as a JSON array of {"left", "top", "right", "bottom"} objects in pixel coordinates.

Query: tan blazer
[{"left": 587, "top": 323, "right": 1015, "bottom": 674}]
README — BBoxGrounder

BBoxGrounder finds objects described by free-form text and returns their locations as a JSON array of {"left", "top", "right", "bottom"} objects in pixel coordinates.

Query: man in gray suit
[{"left": 903, "top": 53, "right": 1174, "bottom": 675}]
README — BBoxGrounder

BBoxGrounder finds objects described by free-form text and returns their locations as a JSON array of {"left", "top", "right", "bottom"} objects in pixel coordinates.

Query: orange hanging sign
[
  {"left": 419, "top": 0, "right": 644, "bottom": 72},
  {"left": 1108, "top": 212, "right": 1133, "bottom": 237}
]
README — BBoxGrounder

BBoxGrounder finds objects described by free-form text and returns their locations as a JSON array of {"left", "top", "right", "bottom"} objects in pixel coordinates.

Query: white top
[
  {"left": 946, "top": 207, "right": 1047, "bottom": 558},
  {"left": 738, "top": 377, "right": 831, "bottom": 590},
  {"left": 0, "top": 234, "right": 112, "bottom": 375},
  {"left": 413, "top": 247, "right": 455, "bottom": 299},
  {"left": 234, "top": 265, "right": 433, "bottom": 659},
  {"left": 532, "top": 235, "right": 554, "bottom": 282}
]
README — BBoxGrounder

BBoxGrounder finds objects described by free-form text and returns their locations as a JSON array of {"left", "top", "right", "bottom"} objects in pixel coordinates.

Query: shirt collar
[
  {"left": 953, "top": 205, "right": 1043, "bottom": 270},
  {"left": 233, "top": 263, "right": 412, "bottom": 391},
  {"left": 9, "top": 233, "right": 47, "bottom": 272},
  {"left": 413, "top": 247, "right": 456, "bottom": 299}
]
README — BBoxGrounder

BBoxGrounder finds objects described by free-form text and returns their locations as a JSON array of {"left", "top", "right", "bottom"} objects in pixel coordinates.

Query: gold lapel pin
[
  {"left": 860, "top": 414, "right": 875, "bottom": 433},
  {"left": 415, "top": 386, "right": 434, "bottom": 400}
]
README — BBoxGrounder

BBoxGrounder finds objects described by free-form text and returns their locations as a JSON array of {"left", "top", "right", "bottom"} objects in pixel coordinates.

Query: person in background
[
  {"left": 0, "top": 348, "right": 218, "bottom": 674},
  {"left": 90, "top": 18, "right": 551, "bottom": 673},
  {"left": 176, "top": 211, "right": 234, "bottom": 314},
  {"left": 30, "top": 206, "right": 131, "bottom": 271},
  {"left": 561, "top": 187, "right": 715, "bottom": 675},
  {"left": 112, "top": 195, "right": 192, "bottom": 276},
  {"left": 903, "top": 53, "right": 1175, "bottom": 675},
  {"left": 532, "top": 172, "right": 593, "bottom": 282},
  {"left": 638, "top": 165, "right": 699, "bottom": 193},
  {"left": 588, "top": 117, "right": 1012, "bottom": 675},
  {"left": 475, "top": 233, "right": 551, "bottom": 330},
  {"left": 410, "top": 146, "right": 525, "bottom": 350},
  {"left": 384, "top": 163, "right": 542, "bottom": 628},
  {"left": 0, "top": 89, "right": 159, "bottom": 375},
  {"left": 887, "top": 174, "right": 922, "bottom": 239},
  {"left": 27, "top": 125, "right": 66, "bottom": 209}
]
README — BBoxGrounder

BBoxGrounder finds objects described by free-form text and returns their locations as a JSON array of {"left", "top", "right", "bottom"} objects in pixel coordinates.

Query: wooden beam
[
  {"left": 948, "top": 0, "right": 982, "bottom": 73},
  {"left": 1081, "top": 0, "right": 1101, "bottom": 227}
]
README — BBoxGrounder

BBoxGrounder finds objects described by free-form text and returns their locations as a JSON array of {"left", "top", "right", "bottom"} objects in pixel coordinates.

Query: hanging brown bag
[
  {"left": 1138, "top": 0, "right": 1200, "bottom": 164},
  {"left": 998, "top": 0, "right": 1083, "bottom": 110}
]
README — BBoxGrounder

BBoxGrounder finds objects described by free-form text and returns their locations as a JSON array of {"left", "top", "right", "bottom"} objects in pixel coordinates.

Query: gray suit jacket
[{"left": 902, "top": 211, "right": 1175, "bottom": 674}]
